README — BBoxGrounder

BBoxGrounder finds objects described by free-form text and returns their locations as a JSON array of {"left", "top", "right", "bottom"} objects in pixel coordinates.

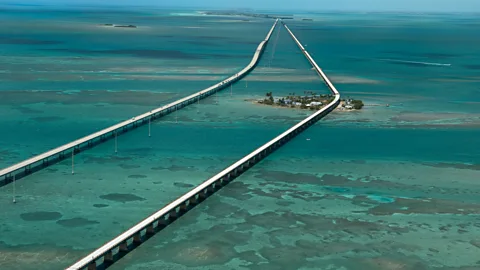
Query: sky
[{"left": 2, "top": 0, "right": 480, "bottom": 12}]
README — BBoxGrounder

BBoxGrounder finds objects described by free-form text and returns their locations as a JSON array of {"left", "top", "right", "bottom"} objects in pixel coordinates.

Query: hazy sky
[{"left": 4, "top": 0, "right": 480, "bottom": 12}]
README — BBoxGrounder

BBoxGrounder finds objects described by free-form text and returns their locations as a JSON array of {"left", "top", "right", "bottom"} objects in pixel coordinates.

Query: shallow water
[
  {"left": 110, "top": 12, "right": 480, "bottom": 270},
  {"left": 0, "top": 7, "right": 329, "bottom": 269},
  {"left": 0, "top": 7, "right": 479, "bottom": 270}
]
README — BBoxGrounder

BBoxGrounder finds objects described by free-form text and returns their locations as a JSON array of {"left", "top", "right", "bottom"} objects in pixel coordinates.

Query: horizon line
[{"left": 1, "top": 2, "right": 480, "bottom": 13}]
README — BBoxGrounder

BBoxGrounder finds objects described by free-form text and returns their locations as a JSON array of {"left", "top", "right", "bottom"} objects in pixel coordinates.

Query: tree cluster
[
  {"left": 263, "top": 92, "right": 274, "bottom": 105},
  {"left": 351, "top": 100, "right": 364, "bottom": 110}
]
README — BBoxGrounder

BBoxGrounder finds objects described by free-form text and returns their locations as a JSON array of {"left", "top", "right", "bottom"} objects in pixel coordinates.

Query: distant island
[
  {"left": 302, "top": 18, "right": 314, "bottom": 21},
  {"left": 254, "top": 91, "right": 364, "bottom": 111},
  {"left": 101, "top": 24, "right": 137, "bottom": 28},
  {"left": 201, "top": 10, "right": 293, "bottom": 20}
]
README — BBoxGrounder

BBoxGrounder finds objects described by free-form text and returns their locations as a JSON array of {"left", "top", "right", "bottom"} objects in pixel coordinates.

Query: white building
[{"left": 310, "top": 101, "right": 323, "bottom": 106}]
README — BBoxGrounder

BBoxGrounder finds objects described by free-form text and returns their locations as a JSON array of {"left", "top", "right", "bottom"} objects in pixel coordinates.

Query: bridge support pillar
[
  {"left": 169, "top": 210, "right": 177, "bottom": 221},
  {"left": 87, "top": 261, "right": 97, "bottom": 270},
  {"left": 104, "top": 250, "right": 114, "bottom": 265},
  {"left": 157, "top": 218, "right": 167, "bottom": 230},
  {"left": 146, "top": 224, "right": 155, "bottom": 236},
  {"left": 133, "top": 232, "right": 142, "bottom": 245},
  {"left": 24, "top": 165, "right": 31, "bottom": 175},
  {"left": 179, "top": 202, "right": 188, "bottom": 212},
  {"left": 119, "top": 241, "right": 128, "bottom": 254},
  {"left": 189, "top": 196, "right": 197, "bottom": 205}
]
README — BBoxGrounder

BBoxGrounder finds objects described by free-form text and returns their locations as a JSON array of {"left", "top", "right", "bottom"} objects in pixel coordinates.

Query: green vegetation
[
  {"left": 258, "top": 91, "right": 333, "bottom": 110},
  {"left": 114, "top": 25, "right": 137, "bottom": 28},
  {"left": 351, "top": 100, "right": 364, "bottom": 110},
  {"left": 257, "top": 92, "right": 364, "bottom": 111},
  {"left": 340, "top": 98, "right": 364, "bottom": 110},
  {"left": 263, "top": 92, "right": 274, "bottom": 105}
]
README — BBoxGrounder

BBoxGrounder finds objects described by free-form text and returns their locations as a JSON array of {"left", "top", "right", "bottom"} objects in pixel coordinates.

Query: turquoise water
[
  {"left": 0, "top": 7, "right": 479, "bottom": 270},
  {"left": 111, "top": 12, "right": 480, "bottom": 270},
  {"left": 0, "top": 7, "right": 327, "bottom": 269}
]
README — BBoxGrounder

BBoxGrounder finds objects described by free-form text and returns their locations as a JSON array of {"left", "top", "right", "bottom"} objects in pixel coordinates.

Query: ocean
[{"left": 0, "top": 6, "right": 479, "bottom": 270}]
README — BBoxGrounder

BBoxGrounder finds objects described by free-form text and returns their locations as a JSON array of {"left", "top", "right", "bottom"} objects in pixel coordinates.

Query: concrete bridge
[
  {"left": 0, "top": 19, "right": 278, "bottom": 187},
  {"left": 66, "top": 21, "right": 341, "bottom": 270}
]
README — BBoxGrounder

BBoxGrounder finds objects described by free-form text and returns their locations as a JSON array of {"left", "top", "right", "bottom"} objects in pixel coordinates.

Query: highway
[
  {"left": 282, "top": 21, "right": 340, "bottom": 96},
  {"left": 0, "top": 19, "right": 279, "bottom": 186},
  {"left": 66, "top": 20, "right": 340, "bottom": 270}
]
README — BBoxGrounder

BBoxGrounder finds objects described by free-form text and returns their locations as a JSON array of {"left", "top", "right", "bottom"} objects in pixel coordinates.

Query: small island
[
  {"left": 114, "top": 25, "right": 137, "bottom": 28},
  {"left": 255, "top": 91, "right": 364, "bottom": 111},
  {"left": 101, "top": 24, "right": 137, "bottom": 28},
  {"left": 201, "top": 10, "right": 293, "bottom": 20}
]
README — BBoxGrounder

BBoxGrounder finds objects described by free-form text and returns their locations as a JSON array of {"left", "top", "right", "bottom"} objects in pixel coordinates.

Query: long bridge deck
[
  {"left": 66, "top": 21, "right": 341, "bottom": 270},
  {"left": 0, "top": 19, "right": 278, "bottom": 187}
]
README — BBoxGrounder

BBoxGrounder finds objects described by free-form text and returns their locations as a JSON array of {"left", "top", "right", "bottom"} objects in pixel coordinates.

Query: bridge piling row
[
  {"left": 73, "top": 140, "right": 279, "bottom": 269},
  {"left": 3, "top": 93, "right": 329, "bottom": 190},
  {"left": 0, "top": 20, "right": 278, "bottom": 188},
  {"left": 78, "top": 102, "right": 338, "bottom": 269},
  {"left": 69, "top": 21, "right": 339, "bottom": 269},
  {"left": 63, "top": 19, "right": 279, "bottom": 270}
]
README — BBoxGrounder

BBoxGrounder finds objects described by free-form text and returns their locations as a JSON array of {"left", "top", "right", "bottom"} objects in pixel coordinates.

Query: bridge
[
  {"left": 0, "top": 19, "right": 278, "bottom": 187},
  {"left": 66, "top": 21, "right": 341, "bottom": 270}
]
